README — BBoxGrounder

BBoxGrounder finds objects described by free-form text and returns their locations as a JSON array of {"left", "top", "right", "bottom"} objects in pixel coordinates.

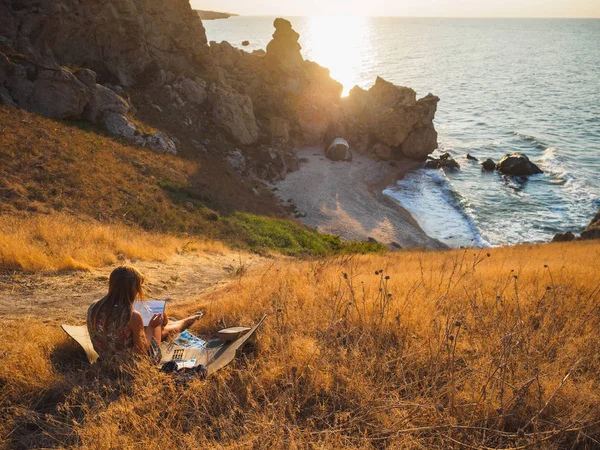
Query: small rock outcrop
[
  {"left": 481, "top": 158, "right": 496, "bottom": 171},
  {"left": 552, "top": 231, "right": 576, "bottom": 242},
  {"left": 496, "top": 153, "right": 543, "bottom": 176},
  {"left": 581, "top": 209, "right": 600, "bottom": 240},
  {"left": 424, "top": 152, "right": 460, "bottom": 170},
  {"left": 466, "top": 154, "right": 478, "bottom": 161}
]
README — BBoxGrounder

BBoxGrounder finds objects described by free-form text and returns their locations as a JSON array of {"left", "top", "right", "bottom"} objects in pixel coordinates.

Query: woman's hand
[{"left": 148, "top": 313, "right": 164, "bottom": 328}]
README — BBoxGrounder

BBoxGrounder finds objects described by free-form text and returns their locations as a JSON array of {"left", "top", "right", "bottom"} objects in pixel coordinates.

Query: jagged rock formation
[
  {"left": 340, "top": 79, "right": 440, "bottom": 161},
  {"left": 551, "top": 208, "right": 599, "bottom": 243},
  {"left": 1, "top": 3, "right": 440, "bottom": 177},
  {"left": 424, "top": 152, "right": 460, "bottom": 170},
  {"left": 0, "top": 0, "right": 207, "bottom": 86},
  {"left": 581, "top": 209, "right": 600, "bottom": 240}
]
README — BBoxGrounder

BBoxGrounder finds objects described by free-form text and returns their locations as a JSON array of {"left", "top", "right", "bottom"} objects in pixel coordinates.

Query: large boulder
[
  {"left": 87, "top": 84, "right": 130, "bottom": 122},
  {"left": 209, "top": 84, "right": 259, "bottom": 145},
  {"left": 581, "top": 209, "right": 600, "bottom": 240},
  {"left": 142, "top": 131, "right": 177, "bottom": 155},
  {"left": 496, "top": 153, "right": 543, "bottom": 176},
  {"left": 104, "top": 112, "right": 137, "bottom": 139},
  {"left": 28, "top": 68, "right": 91, "bottom": 119},
  {"left": 173, "top": 76, "right": 207, "bottom": 105}
]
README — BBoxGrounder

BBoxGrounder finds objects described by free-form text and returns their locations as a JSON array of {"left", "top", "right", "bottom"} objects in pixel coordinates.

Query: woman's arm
[{"left": 130, "top": 310, "right": 148, "bottom": 355}]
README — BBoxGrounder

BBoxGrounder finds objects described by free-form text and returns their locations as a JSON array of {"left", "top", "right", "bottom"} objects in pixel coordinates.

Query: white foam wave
[
  {"left": 540, "top": 147, "right": 598, "bottom": 202},
  {"left": 384, "top": 170, "right": 490, "bottom": 248}
]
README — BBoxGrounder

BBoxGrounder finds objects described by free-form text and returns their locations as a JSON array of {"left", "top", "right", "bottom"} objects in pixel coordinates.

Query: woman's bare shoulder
[{"left": 129, "top": 310, "right": 144, "bottom": 329}]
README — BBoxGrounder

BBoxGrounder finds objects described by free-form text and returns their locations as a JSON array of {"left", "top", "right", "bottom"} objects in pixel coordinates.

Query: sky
[{"left": 191, "top": 0, "right": 600, "bottom": 18}]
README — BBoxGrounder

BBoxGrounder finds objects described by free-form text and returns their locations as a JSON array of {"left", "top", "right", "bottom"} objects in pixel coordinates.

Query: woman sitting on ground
[{"left": 87, "top": 266, "right": 202, "bottom": 362}]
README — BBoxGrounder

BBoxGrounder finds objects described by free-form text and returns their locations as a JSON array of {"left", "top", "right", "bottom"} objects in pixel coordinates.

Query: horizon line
[{"left": 213, "top": 14, "right": 600, "bottom": 20}]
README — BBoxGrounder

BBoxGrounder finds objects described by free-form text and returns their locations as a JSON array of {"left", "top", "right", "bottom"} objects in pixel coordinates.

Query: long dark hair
[{"left": 88, "top": 266, "right": 145, "bottom": 334}]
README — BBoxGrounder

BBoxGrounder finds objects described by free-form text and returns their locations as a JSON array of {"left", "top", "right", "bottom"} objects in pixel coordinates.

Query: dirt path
[{"left": 0, "top": 250, "right": 265, "bottom": 323}]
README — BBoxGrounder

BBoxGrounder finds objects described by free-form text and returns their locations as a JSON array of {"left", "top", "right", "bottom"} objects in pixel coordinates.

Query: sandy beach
[{"left": 274, "top": 147, "right": 446, "bottom": 249}]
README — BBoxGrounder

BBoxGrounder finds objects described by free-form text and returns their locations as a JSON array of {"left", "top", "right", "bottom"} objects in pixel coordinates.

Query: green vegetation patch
[{"left": 223, "top": 213, "right": 386, "bottom": 257}]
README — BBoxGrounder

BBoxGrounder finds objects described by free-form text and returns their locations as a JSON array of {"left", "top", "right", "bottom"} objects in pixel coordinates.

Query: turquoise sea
[{"left": 205, "top": 17, "right": 600, "bottom": 247}]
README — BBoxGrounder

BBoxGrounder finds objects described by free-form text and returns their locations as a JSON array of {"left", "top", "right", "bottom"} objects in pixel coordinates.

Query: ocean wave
[
  {"left": 540, "top": 147, "right": 599, "bottom": 203},
  {"left": 383, "top": 169, "right": 490, "bottom": 248},
  {"left": 512, "top": 131, "right": 548, "bottom": 150}
]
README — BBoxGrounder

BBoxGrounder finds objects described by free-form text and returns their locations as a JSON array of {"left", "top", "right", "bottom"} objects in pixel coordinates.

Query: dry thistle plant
[{"left": 1, "top": 241, "right": 599, "bottom": 448}]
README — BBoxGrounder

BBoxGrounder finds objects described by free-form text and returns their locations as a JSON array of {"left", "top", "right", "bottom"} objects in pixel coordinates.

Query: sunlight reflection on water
[{"left": 302, "top": 16, "right": 372, "bottom": 95}]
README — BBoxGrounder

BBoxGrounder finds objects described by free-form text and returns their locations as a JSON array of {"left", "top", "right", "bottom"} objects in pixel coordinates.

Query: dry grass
[
  {"left": 2, "top": 241, "right": 600, "bottom": 448},
  {"left": 0, "top": 106, "right": 381, "bottom": 258},
  {"left": 0, "top": 214, "right": 225, "bottom": 272}
]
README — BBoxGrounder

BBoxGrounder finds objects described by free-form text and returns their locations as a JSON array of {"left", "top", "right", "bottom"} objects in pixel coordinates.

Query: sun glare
[{"left": 302, "top": 16, "right": 370, "bottom": 96}]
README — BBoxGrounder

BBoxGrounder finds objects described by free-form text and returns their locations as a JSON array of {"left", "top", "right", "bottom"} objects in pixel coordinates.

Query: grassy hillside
[
  {"left": 2, "top": 241, "right": 599, "bottom": 448},
  {"left": 0, "top": 105, "right": 382, "bottom": 270}
]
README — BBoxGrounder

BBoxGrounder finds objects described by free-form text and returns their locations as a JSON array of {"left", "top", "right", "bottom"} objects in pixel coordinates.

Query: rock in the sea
[
  {"left": 424, "top": 152, "right": 460, "bottom": 170},
  {"left": 496, "top": 153, "right": 543, "bottom": 176},
  {"left": 466, "top": 153, "right": 478, "bottom": 161},
  {"left": 552, "top": 231, "right": 576, "bottom": 242},
  {"left": 242, "top": 40, "right": 250, "bottom": 46},
  {"left": 209, "top": 84, "right": 259, "bottom": 145},
  {"left": 581, "top": 209, "right": 600, "bottom": 240},
  {"left": 481, "top": 158, "right": 496, "bottom": 171}
]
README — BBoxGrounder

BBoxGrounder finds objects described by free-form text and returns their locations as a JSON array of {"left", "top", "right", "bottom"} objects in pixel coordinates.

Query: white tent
[{"left": 325, "top": 138, "right": 353, "bottom": 162}]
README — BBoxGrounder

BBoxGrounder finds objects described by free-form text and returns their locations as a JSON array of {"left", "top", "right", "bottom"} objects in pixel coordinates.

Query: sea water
[{"left": 204, "top": 17, "right": 600, "bottom": 247}]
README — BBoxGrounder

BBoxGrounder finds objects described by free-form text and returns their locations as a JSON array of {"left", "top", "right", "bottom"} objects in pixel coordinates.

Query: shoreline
[{"left": 274, "top": 147, "right": 447, "bottom": 249}]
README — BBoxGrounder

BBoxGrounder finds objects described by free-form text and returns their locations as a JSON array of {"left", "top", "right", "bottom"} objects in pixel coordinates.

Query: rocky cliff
[
  {"left": 581, "top": 209, "right": 600, "bottom": 240},
  {"left": 0, "top": 0, "right": 440, "bottom": 181}
]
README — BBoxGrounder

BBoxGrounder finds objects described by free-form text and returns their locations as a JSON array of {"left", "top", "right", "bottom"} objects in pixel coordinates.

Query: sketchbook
[{"left": 133, "top": 300, "right": 167, "bottom": 326}]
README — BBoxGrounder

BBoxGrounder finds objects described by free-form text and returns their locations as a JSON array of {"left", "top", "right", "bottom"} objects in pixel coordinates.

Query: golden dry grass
[
  {"left": 0, "top": 213, "right": 226, "bottom": 272},
  {"left": 2, "top": 241, "right": 600, "bottom": 448}
]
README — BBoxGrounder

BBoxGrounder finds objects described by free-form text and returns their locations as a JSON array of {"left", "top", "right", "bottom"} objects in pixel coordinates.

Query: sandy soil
[
  {"left": 0, "top": 251, "right": 266, "bottom": 323},
  {"left": 274, "top": 147, "right": 446, "bottom": 249}
]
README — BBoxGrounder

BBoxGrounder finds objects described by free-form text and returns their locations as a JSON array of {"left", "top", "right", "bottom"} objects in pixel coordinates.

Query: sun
[{"left": 301, "top": 16, "right": 371, "bottom": 96}]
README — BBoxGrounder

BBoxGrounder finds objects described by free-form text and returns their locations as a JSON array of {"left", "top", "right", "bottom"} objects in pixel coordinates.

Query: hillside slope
[
  {"left": 0, "top": 105, "right": 382, "bottom": 270},
  {"left": 1, "top": 241, "right": 599, "bottom": 448}
]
